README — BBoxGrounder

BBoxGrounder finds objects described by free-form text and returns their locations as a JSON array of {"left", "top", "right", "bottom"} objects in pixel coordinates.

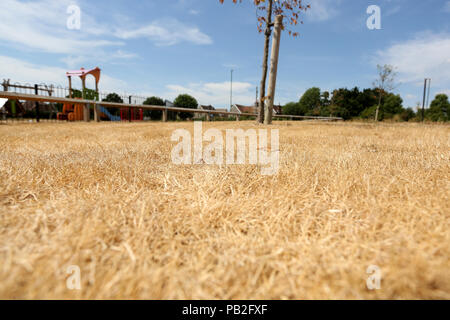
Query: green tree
[
  {"left": 321, "top": 91, "right": 331, "bottom": 108},
  {"left": 174, "top": 94, "right": 198, "bottom": 120},
  {"left": 299, "top": 87, "right": 321, "bottom": 116},
  {"left": 327, "top": 104, "right": 350, "bottom": 120},
  {"left": 361, "top": 105, "right": 382, "bottom": 120},
  {"left": 102, "top": 93, "right": 124, "bottom": 103},
  {"left": 383, "top": 94, "right": 403, "bottom": 119},
  {"left": 330, "top": 88, "right": 362, "bottom": 118},
  {"left": 70, "top": 88, "right": 98, "bottom": 101},
  {"left": 283, "top": 102, "right": 302, "bottom": 116},
  {"left": 426, "top": 94, "right": 449, "bottom": 122},
  {"left": 357, "top": 89, "right": 378, "bottom": 115},
  {"left": 143, "top": 96, "right": 165, "bottom": 120},
  {"left": 373, "top": 64, "right": 397, "bottom": 121},
  {"left": 102, "top": 93, "right": 124, "bottom": 116},
  {"left": 400, "top": 108, "right": 416, "bottom": 122}
]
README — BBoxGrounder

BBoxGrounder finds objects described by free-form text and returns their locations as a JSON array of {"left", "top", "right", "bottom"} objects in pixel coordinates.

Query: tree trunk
[
  {"left": 257, "top": 0, "right": 273, "bottom": 124},
  {"left": 375, "top": 89, "right": 382, "bottom": 122},
  {"left": 265, "top": 15, "right": 282, "bottom": 125}
]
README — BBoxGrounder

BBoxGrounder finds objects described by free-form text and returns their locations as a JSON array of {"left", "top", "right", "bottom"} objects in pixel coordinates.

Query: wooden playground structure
[
  {"left": 57, "top": 67, "right": 101, "bottom": 122},
  {"left": 54, "top": 67, "right": 144, "bottom": 122}
]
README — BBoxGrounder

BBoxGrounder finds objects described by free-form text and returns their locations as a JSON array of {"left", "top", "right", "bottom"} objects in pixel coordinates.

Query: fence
[
  {"left": 1, "top": 79, "right": 148, "bottom": 104},
  {"left": 0, "top": 79, "right": 343, "bottom": 123}
]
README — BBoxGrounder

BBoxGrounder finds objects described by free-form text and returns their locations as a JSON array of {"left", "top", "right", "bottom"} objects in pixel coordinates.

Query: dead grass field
[{"left": 0, "top": 121, "right": 449, "bottom": 300}]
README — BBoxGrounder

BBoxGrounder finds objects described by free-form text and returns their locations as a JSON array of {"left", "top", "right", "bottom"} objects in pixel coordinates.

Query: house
[
  {"left": 195, "top": 105, "right": 215, "bottom": 119},
  {"left": 273, "top": 104, "right": 283, "bottom": 115},
  {"left": 214, "top": 108, "right": 229, "bottom": 117},
  {"left": 165, "top": 100, "right": 174, "bottom": 108},
  {"left": 230, "top": 104, "right": 257, "bottom": 115}
]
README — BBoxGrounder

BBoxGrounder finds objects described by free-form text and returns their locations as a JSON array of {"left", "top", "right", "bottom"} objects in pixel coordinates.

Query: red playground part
[{"left": 120, "top": 108, "right": 144, "bottom": 121}]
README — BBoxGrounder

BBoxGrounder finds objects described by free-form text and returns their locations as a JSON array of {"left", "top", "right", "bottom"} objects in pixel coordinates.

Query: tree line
[
  {"left": 102, "top": 92, "right": 199, "bottom": 121},
  {"left": 283, "top": 87, "right": 449, "bottom": 122},
  {"left": 82, "top": 87, "right": 449, "bottom": 123}
]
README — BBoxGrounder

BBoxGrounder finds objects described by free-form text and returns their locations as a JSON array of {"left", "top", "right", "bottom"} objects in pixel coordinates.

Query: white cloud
[
  {"left": 305, "top": 0, "right": 340, "bottom": 22},
  {"left": 165, "top": 81, "right": 255, "bottom": 107},
  {"left": 0, "top": 55, "right": 128, "bottom": 93},
  {"left": 0, "top": 0, "right": 123, "bottom": 55},
  {"left": 0, "top": 0, "right": 212, "bottom": 68},
  {"left": 60, "top": 50, "right": 138, "bottom": 69},
  {"left": 114, "top": 19, "right": 212, "bottom": 46},
  {"left": 374, "top": 32, "right": 450, "bottom": 86}
]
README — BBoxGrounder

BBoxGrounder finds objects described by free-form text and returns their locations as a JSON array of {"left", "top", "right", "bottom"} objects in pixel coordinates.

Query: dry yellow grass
[{"left": 0, "top": 121, "right": 449, "bottom": 300}]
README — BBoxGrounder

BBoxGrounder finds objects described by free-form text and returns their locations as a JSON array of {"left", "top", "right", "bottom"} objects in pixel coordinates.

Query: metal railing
[{"left": 0, "top": 80, "right": 344, "bottom": 122}]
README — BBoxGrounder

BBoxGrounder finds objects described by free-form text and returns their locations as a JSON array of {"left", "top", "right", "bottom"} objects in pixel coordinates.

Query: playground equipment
[
  {"left": 58, "top": 100, "right": 84, "bottom": 121},
  {"left": 99, "top": 106, "right": 121, "bottom": 121},
  {"left": 57, "top": 67, "right": 101, "bottom": 122},
  {"left": 120, "top": 108, "right": 143, "bottom": 121}
]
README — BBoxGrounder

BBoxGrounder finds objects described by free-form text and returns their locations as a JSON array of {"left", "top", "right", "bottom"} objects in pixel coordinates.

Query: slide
[{"left": 99, "top": 106, "right": 121, "bottom": 121}]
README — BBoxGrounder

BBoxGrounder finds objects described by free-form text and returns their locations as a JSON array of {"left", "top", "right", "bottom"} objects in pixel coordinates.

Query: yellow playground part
[{"left": 58, "top": 101, "right": 84, "bottom": 121}]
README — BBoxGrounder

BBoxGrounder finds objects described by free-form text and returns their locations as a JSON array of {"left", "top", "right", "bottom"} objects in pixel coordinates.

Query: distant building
[
  {"left": 273, "top": 104, "right": 283, "bottom": 115},
  {"left": 165, "top": 100, "right": 174, "bottom": 108},
  {"left": 195, "top": 105, "right": 215, "bottom": 119},
  {"left": 194, "top": 105, "right": 230, "bottom": 119},
  {"left": 230, "top": 104, "right": 257, "bottom": 115},
  {"left": 231, "top": 103, "right": 282, "bottom": 116},
  {"left": 214, "top": 108, "right": 229, "bottom": 117}
]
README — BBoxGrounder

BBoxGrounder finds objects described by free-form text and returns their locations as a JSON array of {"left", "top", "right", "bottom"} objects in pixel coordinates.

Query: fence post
[
  {"left": 81, "top": 78, "right": 89, "bottom": 122},
  {"left": 34, "top": 84, "right": 40, "bottom": 123},
  {"left": 94, "top": 103, "right": 99, "bottom": 122},
  {"left": 94, "top": 82, "right": 100, "bottom": 122},
  {"left": 128, "top": 96, "right": 132, "bottom": 123},
  {"left": 2, "top": 79, "right": 8, "bottom": 92}
]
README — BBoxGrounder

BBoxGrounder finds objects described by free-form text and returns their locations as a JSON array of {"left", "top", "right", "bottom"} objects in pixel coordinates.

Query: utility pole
[
  {"left": 265, "top": 15, "right": 283, "bottom": 125},
  {"left": 426, "top": 78, "right": 432, "bottom": 108},
  {"left": 422, "top": 78, "right": 431, "bottom": 122},
  {"left": 230, "top": 69, "right": 233, "bottom": 110}
]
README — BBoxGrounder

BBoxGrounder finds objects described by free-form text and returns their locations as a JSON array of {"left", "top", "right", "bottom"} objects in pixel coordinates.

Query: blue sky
[{"left": 0, "top": 0, "right": 449, "bottom": 109}]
